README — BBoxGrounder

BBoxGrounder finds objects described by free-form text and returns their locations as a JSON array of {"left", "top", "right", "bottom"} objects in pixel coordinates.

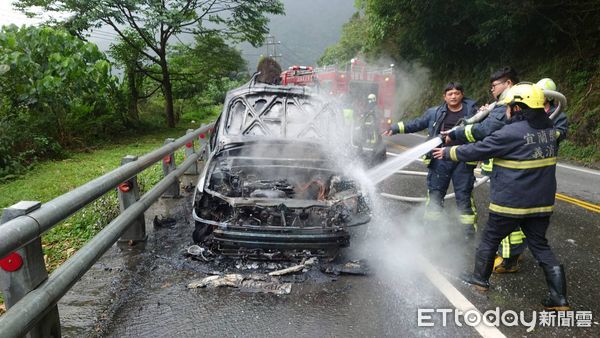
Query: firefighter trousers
[
  {"left": 477, "top": 213, "right": 560, "bottom": 267},
  {"left": 498, "top": 228, "right": 527, "bottom": 258},
  {"left": 424, "top": 158, "right": 477, "bottom": 230}
]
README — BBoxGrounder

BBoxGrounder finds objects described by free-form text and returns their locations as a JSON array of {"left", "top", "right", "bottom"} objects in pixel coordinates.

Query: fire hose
[
  {"left": 380, "top": 169, "right": 489, "bottom": 203},
  {"left": 462, "top": 88, "right": 567, "bottom": 125},
  {"left": 380, "top": 88, "right": 566, "bottom": 203}
]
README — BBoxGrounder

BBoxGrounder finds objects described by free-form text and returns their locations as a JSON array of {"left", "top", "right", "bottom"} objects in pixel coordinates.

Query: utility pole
[{"left": 265, "top": 35, "right": 282, "bottom": 61}]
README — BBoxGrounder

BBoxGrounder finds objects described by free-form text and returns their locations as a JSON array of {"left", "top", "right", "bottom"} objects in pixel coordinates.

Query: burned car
[{"left": 192, "top": 84, "right": 371, "bottom": 257}]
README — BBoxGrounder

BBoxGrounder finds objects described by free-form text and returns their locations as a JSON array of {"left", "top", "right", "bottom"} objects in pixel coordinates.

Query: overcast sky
[
  {"left": 0, "top": 1, "right": 58, "bottom": 26},
  {"left": 1, "top": 0, "right": 356, "bottom": 70}
]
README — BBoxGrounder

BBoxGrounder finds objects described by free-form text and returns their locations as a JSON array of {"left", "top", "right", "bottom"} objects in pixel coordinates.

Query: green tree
[
  {"left": 0, "top": 25, "right": 121, "bottom": 177},
  {"left": 169, "top": 33, "right": 246, "bottom": 101},
  {"left": 324, "top": 0, "right": 600, "bottom": 160},
  {"left": 108, "top": 31, "right": 147, "bottom": 126},
  {"left": 317, "top": 12, "right": 368, "bottom": 66},
  {"left": 357, "top": 0, "right": 600, "bottom": 70},
  {"left": 16, "top": 0, "right": 284, "bottom": 128}
]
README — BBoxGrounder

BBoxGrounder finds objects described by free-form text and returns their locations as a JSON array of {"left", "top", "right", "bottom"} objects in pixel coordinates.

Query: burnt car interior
[{"left": 193, "top": 85, "right": 371, "bottom": 258}]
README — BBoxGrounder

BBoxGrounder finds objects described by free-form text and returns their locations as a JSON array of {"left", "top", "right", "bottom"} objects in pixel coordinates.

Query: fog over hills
[
  {"left": 2, "top": 0, "right": 355, "bottom": 73},
  {"left": 239, "top": 0, "right": 355, "bottom": 71}
]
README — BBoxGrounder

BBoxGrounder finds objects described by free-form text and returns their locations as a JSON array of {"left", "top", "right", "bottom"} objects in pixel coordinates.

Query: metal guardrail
[{"left": 0, "top": 123, "right": 213, "bottom": 338}]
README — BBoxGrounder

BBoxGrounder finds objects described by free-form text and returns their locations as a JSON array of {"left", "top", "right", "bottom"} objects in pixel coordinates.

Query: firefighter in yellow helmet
[
  {"left": 537, "top": 78, "right": 568, "bottom": 144},
  {"left": 432, "top": 83, "right": 569, "bottom": 311},
  {"left": 356, "top": 93, "right": 385, "bottom": 165},
  {"left": 493, "top": 77, "right": 569, "bottom": 274}
]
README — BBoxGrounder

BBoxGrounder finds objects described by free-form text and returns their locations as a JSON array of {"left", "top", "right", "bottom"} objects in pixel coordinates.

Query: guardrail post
[
  {"left": 162, "top": 138, "right": 180, "bottom": 198},
  {"left": 184, "top": 129, "right": 198, "bottom": 175},
  {"left": 206, "top": 123, "right": 213, "bottom": 154},
  {"left": 0, "top": 201, "right": 61, "bottom": 337},
  {"left": 197, "top": 124, "right": 209, "bottom": 170},
  {"left": 118, "top": 155, "right": 147, "bottom": 243}
]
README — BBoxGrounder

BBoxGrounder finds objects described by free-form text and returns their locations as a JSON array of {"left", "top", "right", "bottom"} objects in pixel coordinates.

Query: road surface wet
[{"left": 56, "top": 157, "right": 600, "bottom": 337}]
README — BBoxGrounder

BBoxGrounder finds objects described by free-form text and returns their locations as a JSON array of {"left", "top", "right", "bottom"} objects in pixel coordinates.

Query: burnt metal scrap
[
  {"left": 321, "top": 260, "right": 369, "bottom": 276},
  {"left": 192, "top": 84, "right": 372, "bottom": 256},
  {"left": 186, "top": 256, "right": 318, "bottom": 295},
  {"left": 184, "top": 244, "right": 369, "bottom": 294},
  {"left": 187, "top": 274, "right": 293, "bottom": 295}
]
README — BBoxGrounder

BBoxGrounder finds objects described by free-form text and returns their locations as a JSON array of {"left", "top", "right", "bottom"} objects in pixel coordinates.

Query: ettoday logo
[{"left": 417, "top": 308, "right": 593, "bottom": 332}]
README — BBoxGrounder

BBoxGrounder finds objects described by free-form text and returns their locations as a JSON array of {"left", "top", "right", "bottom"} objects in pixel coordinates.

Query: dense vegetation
[
  {"left": 320, "top": 0, "right": 600, "bottom": 164},
  {"left": 0, "top": 1, "right": 286, "bottom": 180},
  {"left": 16, "top": 0, "right": 283, "bottom": 128},
  {"left": 0, "top": 26, "right": 122, "bottom": 179},
  {"left": 0, "top": 4, "right": 283, "bottom": 311}
]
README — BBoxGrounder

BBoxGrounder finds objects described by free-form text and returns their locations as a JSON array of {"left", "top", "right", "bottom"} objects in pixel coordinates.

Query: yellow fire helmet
[
  {"left": 500, "top": 82, "right": 545, "bottom": 109},
  {"left": 536, "top": 78, "right": 557, "bottom": 91}
]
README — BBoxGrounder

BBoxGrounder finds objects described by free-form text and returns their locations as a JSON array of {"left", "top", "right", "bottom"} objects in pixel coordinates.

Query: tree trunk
[
  {"left": 127, "top": 65, "right": 140, "bottom": 125},
  {"left": 160, "top": 57, "right": 176, "bottom": 128}
]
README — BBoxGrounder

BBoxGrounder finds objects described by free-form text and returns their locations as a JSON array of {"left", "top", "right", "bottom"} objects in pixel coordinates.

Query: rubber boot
[
  {"left": 464, "top": 224, "right": 476, "bottom": 240},
  {"left": 542, "top": 265, "right": 570, "bottom": 311},
  {"left": 493, "top": 255, "right": 521, "bottom": 273},
  {"left": 461, "top": 254, "right": 494, "bottom": 291}
]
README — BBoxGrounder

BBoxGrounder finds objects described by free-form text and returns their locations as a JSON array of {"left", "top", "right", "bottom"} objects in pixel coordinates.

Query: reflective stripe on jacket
[
  {"left": 444, "top": 120, "right": 558, "bottom": 218},
  {"left": 453, "top": 104, "right": 507, "bottom": 143}
]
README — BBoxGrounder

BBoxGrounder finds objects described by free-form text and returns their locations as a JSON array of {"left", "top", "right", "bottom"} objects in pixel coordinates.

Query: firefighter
[
  {"left": 340, "top": 94, "right": 354, "bottom": 125},
  {"left": 359, "top": 93, "right": 381, "bottom": 150},
  {"left": 432, "top": 83, "right": 569, "bottom": 311},
  {"left": 492, "top": 78, "right": 569, "bottom": 274},
  {"left": 442, "top": 67, "right": 523, "bottom": 271},
  {"left": 443, "top": 67, "right": 519, "bottom": 170},
  {"left": 382, "top": 82, "right": 479, "bottom": 236},
  {"left": 537, "top": 78, "right": 568, "bottom": 145}
]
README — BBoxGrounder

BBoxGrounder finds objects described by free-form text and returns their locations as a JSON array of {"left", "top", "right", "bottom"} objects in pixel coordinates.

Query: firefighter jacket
[
  {"left": 442, "top": 119, "right": 557, "bottom": 218},
  {"left": 391, "top": 98, "right": 478, "bottom": 138},
  {"left": 451, "top": 103, "right": 507, "bottom": 143}
]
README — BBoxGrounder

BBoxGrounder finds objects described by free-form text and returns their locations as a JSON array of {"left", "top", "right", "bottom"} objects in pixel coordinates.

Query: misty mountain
[
  {"left": 238, "top": 0, "right": 356, "bottom": 71},
  {"left": 83, "top": 0, "right": 355, "bottom": 73}
]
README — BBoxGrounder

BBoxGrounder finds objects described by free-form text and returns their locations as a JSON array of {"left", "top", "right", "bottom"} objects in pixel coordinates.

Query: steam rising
[{"left": 303, "top": 61, "right": 471, "bottom": 306}]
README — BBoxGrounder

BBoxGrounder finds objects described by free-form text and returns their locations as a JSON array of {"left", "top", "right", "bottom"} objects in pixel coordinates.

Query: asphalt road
[{"left": 56, "top": 137, "right": 600, "bottom": 337}]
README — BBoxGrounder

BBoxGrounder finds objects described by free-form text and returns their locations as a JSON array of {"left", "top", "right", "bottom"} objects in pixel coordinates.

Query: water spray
[{"left": 366, "top": 137, "right": 442, "bottom": 185}]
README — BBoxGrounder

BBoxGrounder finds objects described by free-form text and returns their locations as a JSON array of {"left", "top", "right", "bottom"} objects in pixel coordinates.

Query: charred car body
[{"left": 192, "top": 84, "right": 371, "bottom": 257}]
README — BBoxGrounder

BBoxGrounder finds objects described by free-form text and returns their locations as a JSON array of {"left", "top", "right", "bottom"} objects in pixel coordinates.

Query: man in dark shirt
[{"left": 383, "top": 82, "right": 479, "bottom": 236}]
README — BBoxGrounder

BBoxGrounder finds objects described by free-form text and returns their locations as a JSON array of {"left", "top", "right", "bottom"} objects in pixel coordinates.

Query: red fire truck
[
  {"left": 280, "top": 58, "right": 396, "bottom": 129},
  {"left": 281, "top": 58, "right": 393, "bottom": 166}
]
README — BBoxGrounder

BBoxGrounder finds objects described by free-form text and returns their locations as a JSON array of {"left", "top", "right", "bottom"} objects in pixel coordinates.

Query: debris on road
[
  {"left": 187, "top": 273, "right": 292, "bottom": 295},
  {"left": 268, "top": 257, "right": 317, "bottom": 276},
  {"left": 185, "top": 245, "right": 215, "bottom": 261},
  {"left": 184, "top": 245, "right": 366, "bottom": 294},
  {"left": 188, "top": 274, "right": 245, "bottom": 288},
  {"left": 321, "top": 260, "right": 369, "bottom": 275},
  {"left": 153, "top": 215, "right": 177, "bottom": 228}
]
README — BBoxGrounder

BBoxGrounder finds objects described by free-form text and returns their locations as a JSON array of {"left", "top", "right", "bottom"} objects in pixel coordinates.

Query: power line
[
  {"left": 264, "top": 35, "right": 282, "bottom": 61},
  {"left": 87, "top": 34, "right": 116, "bottom": 42},
  {"left": 88, "top": 30, "right": 119, "bottom": 38},
  {"left": 279, "top": 42, "right": 306, "bottom": 65}
]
